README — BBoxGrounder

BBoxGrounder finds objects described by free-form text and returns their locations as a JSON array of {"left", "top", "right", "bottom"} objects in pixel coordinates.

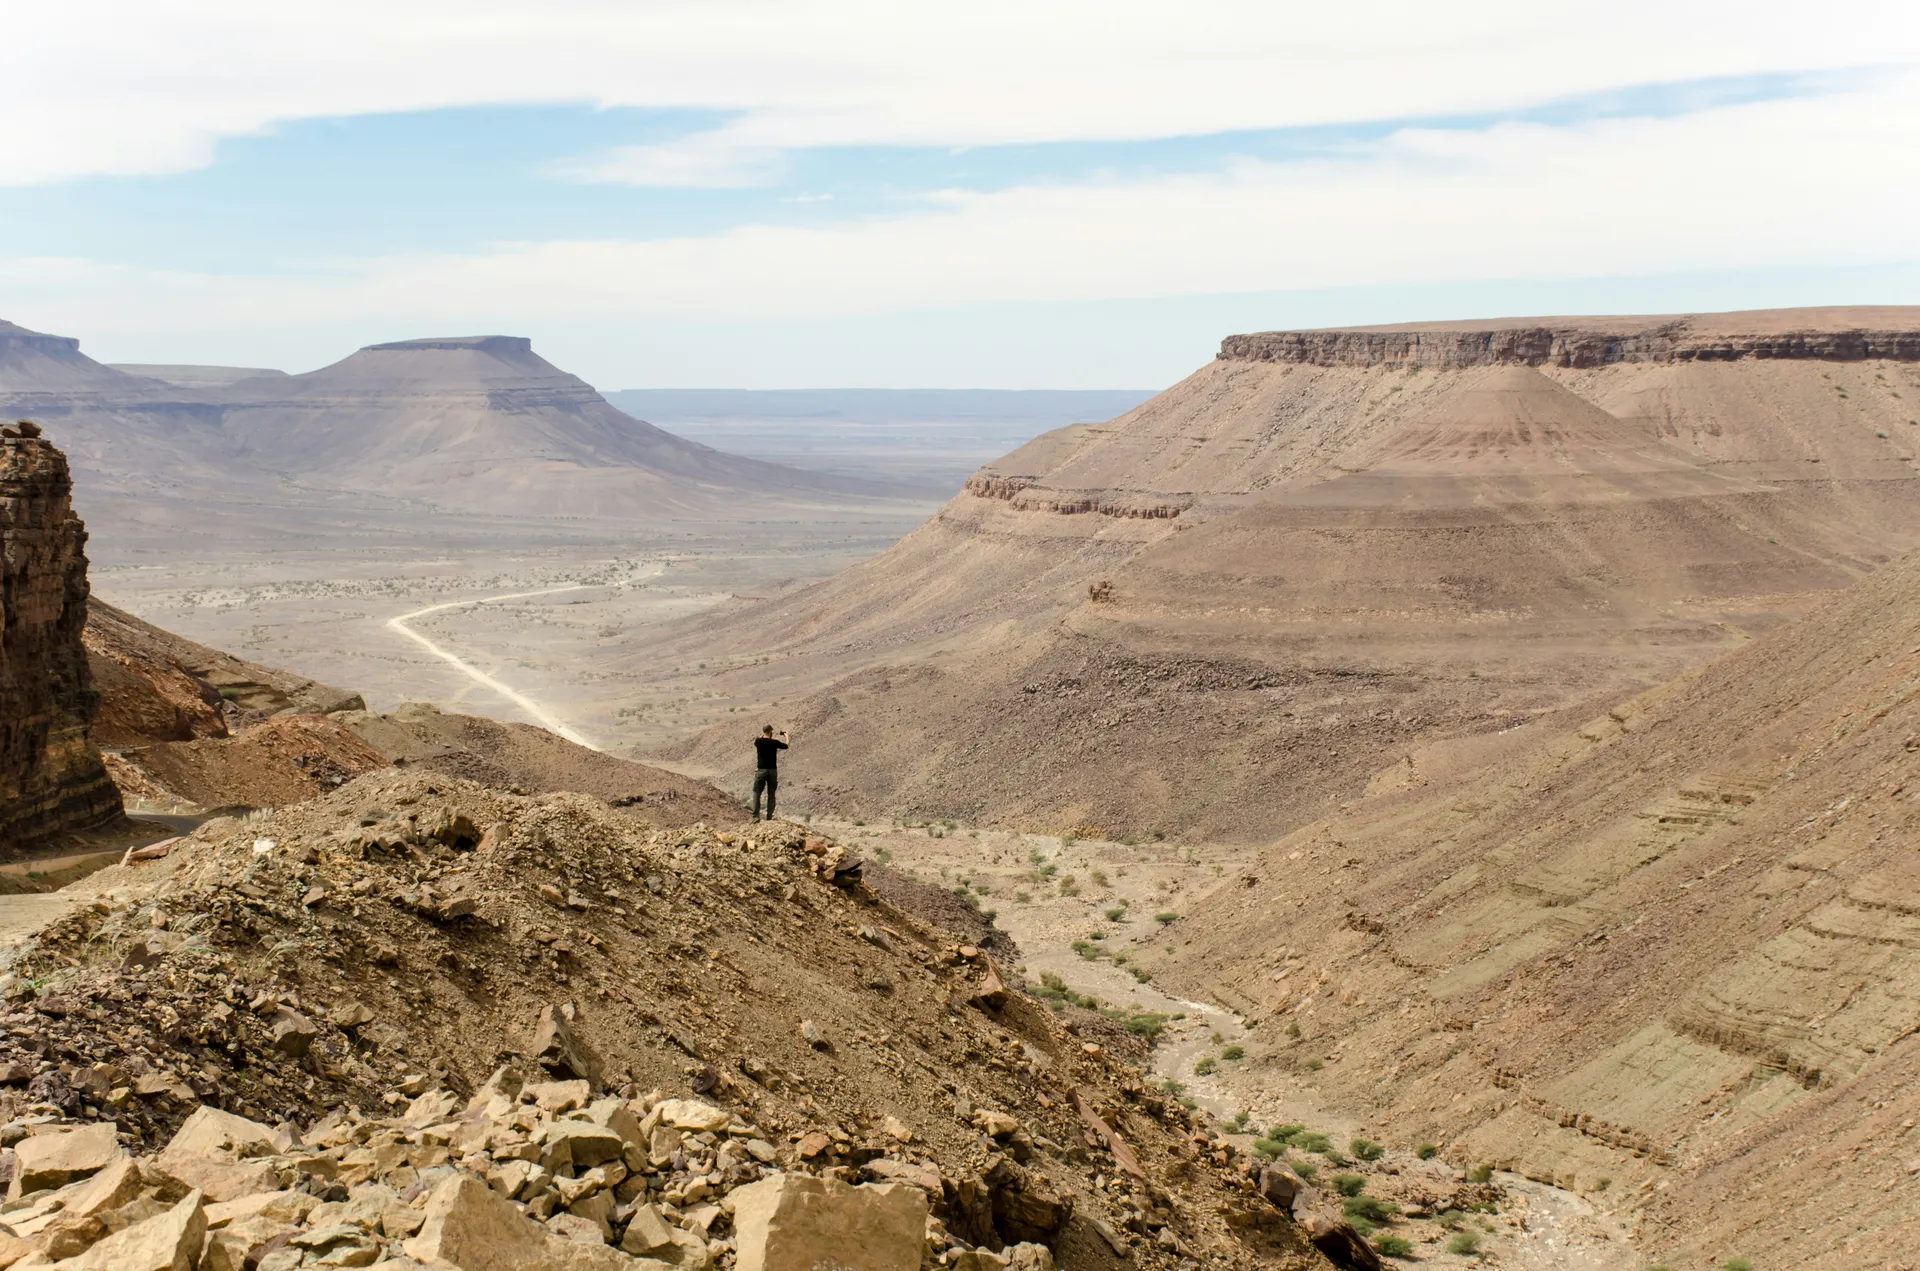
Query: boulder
[
  {"left": 650, "top": 1100, "right": 729, "bottom": 1134},
  {"left": 531, "top": 1006, "right": 597, "bottom": 1082},
  {"left": 7, "top": 1123, "right": 122, "bottom": 1198},
  {"left": 618, "top": 1202, "right": 710, "bottom": 1269},
  {"left": 157, "top": 1107, "right": 281, "bottom": 1203},
  {"left": 536, "top": 1123, "right": 625, "bottom": 1170},
  {"left": 1257, "top": 1164, "right": 1302, "bottom": 1211},
  {"left": 201, "top": 1214, "right": 299, "bottom": 1271},
  {"left": 54, "top": 1190, "right": 205, "bottom": 1271},
  {"left": 404, "top": 1174, "right": 548, "bottom": 1270},
  {"left": 730, "top": 1173, "right": 926, "bottom": 1271},
  {"left": 1298, "top": 1206, "right": 1384, "bottom": 1271}
]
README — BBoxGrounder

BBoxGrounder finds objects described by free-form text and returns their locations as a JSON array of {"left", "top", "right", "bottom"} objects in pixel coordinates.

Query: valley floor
[{"left": 815, "top": 814, "right": 1646, "bottom": 1271}]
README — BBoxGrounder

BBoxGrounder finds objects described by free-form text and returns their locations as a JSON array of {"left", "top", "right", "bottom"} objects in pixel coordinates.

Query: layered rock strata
[
  {"left": 1220, "top": 314, "right": 1920, "bottom": 369},
  {"left": 0, "top": 425, "right": 121, "bottom": 844}
]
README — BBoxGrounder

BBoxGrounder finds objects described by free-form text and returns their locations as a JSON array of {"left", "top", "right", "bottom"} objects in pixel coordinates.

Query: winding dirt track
[{"left": 384, "top": 584, "right": 598, "bottom": 749}]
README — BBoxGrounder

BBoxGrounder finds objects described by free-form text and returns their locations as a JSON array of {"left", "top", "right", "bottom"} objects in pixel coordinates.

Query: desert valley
[{"left": 2, "top": 301, "right": 1920, "bottom": 1271}]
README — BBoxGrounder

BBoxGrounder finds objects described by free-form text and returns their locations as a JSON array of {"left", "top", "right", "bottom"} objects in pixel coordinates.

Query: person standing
[{"left": 751, "top": 725, "right": 789, "bottom": 821}]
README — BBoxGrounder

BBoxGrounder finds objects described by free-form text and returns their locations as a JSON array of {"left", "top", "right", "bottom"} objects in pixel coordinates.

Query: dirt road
[{"left": 384, "top": 583, "right": 599, "bottom": 748}]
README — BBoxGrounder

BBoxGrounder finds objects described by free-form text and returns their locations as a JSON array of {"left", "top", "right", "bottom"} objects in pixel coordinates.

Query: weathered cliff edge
[
  {"left": 1221, "top": 311, "right": 1920, "bottom": 368},
  {"left": 0, "top": 425, "right": 122, "bottom": 844}
]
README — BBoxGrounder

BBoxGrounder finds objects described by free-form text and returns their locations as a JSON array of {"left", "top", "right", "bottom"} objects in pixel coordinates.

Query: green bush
[
  {"left": 1446, "top": 1231, "right": 1481, "bottom": 1255},
  {"left": 1303, "top": 1058, "right": 1324, "bottom": 1072},
  {"left": 1374, "top": 1234, "right": 1414, "bottom": 1259},
  {"left": 1331, "top": 1173, "right": 1366, "bottom": 1197},
  {"left": 1222, "top": 1045, "right": 1245, "bottom": 1061},
  {"left": 1251, "top": 1138, "right": 1285, "bottom": 1158},
  {"left": 1286, "top": 1021, "right": 1301, "bottom": 1039},
  {"left": 1193, "top": 1057, "right": 1218, "bottom": 1076},
  {"left": 1435, "top": 1210, "right": 1464, "bottom": 1231},
  {"left": 1292, "top": 1131, "right": 1332, "bottom": 1154},
  {"left": 1129, "top": 966, "right": 1152, "bottom": 982},
  {"left": 1344, "top": 1195, "right": 1398, "bottom": 1224},
  {"left": 1291, "top": 1160, "right": 1318, "bottom": 1182},
  {"left": 1721, "top": 1261, "right": 1753, "bottom": 1271},
  {"left": 1267, "top": 1124, "right": 1304, "bottom": 1142},
  {"left": 1347, "top": 1215, "right": 1377, "bottom": 1237},
  {"left": 1155, "top": 911, "right": 1179, "bottom": 925},
  {"left": 1089, "top": 869, "right": 1109, "bottom": 887},
  {"left": 1593, "top": 1176, "right": 1611, "bottom": 1191},
  {"left": 1104, "top": 906, "right": 1126, "bottom": 921},
  {"left": 1415, "top": 1142, "right": 1438, "bottom": 1160},
  {"left": 1467, "top": 1163, "right": 1494, "bottom": 1183},
  {"left": 1350, "top": 1137, "right": 1385, "bottom": 1162},
  {"left": 1125, "top": 1013, "right": 1167, "bottom": 1040}
]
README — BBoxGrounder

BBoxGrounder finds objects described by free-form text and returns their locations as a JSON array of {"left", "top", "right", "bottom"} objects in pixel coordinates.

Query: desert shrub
[
  {"left": 1014, "top": 890, "right": 1031, "bottom": 903},
  {"left": 1347, "top": 1215, "right": 1377, "bottom": 1236},
  {"left": 1446, "top": 1232, "right": 1481, "bottom": 1255},
  {"left": 1415, "top": 1142, "right": 1438, "bottom": 1160},
  {"left": 1222, "top": 1045, "right": 1245, "bottom": 1061},
  {"left": 1267, "top": 1124, "right": 1304, "bottom": 1143},
  {"left": 1058, "top": 876, "right": 1080, "bottom": 896},
  {"left": 1129, "top": 966, "right": 1152, "bottom": 982},
  {"left": 1125, "top": 1013, "right": 1167, "bottom": 1040},
  {"left": 1286, "top": 1022, "right": 1302, "bottom": 1039},
  {"left": 1251, "top": 1138, "right": 1286, "bottom": 1158},
  {"left": 1103, "top": 906, "right": 1126, "bottom": 921},
  {"left": 1350, "top": 1137, "right": 1385, "bottom": 1162},
  {"left": 1374, "top": 1234, "right": 1414, "bottom": 1258},
  {"left": 1090, "top": 868, "right": 1109, "bottom": 886},
  {"left": 1331, "top": 1173, "right": 1367, "bottom": 1197},
  {"left": 1291, "top": 1131, "right": 1332, "bottom": 1154},
  {"left": 1435, "top": 1210, "right": 1464, "bottom": 1231},
  {"left": 1071, "top": 940, "right": 1099, "bottom": 960},
  {"left": 1290, "top": 1159, "right": 1318, "bottom": 1182},
  {"left": 1344, "top": 1196, "right": 1398, "bottom": 1224},
  {"left": 1158, "top": 1078, "right": 1184, "bottom": 1095},
  {"left": 1041, "top": 863, "right": 1059, "bottom": 877},
  {"left": 1229, "top": 1111, "right": 1252, "bottom": 1132},
  {"left": 1210, "top": 1031, "right": 1224, "bottom": 1045},
  {"left": 1593, "top": 1176, "right": 1611, "bottom": 1191},
  {"left": 1193, "top": 1057, "right": 1218, "bottom": 1076},
  {"left": 1467, "top": 1163, "right": 1494, "bottom": 1184},
  {"left": 1721, "top": 1261, "right": 1753, "bottom": 1271},
  {"left": 1303, "top": 1058, "right": 1324, "bottom": 1072},
  {"left": 1155, "top": 911, "right": 1179, "bottom": 925}
]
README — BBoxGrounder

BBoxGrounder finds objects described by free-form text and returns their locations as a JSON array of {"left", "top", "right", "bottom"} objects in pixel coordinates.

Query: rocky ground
[{"left": 0, "top": 772, "right": 1337, "bottom": 1269}]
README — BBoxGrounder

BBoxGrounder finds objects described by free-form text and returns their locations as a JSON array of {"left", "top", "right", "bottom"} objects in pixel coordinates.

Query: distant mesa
[
  {"left": 108, "top": 363, "right": 289, "bottom": 388},
  {"left": 0, "top": 321, "right": 926, "bottom": 520}
]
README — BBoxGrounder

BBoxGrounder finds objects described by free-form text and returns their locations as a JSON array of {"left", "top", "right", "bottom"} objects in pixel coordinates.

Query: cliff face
[
  {"left": 0, "top": 426, "right": 121, "bottom": 844},
  {"left": 1219, "top": 313, "right": 1920, "bottom": 369}
]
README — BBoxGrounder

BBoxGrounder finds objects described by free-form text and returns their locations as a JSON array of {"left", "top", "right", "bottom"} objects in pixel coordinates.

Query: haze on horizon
[{"left": 4, "top": 2, "right": 1919, "bottom": 389}]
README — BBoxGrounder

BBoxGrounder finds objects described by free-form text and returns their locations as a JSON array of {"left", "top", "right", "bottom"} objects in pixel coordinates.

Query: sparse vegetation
[
  {"left": 1222, "top": 1044, "right": 1244, "bottom": 1060},
  {"left": 1155, "top": 911, "right": 1179, "bottom": 925},
  {"left": 1124, "top": 1013, "right": 1168, "bottom": 1040},
  {"left": 1345, "top": 1196, "right": 1398, "bottom": 1224},
  {"left": 1104, "top": 906, "right": 1126, "bottom": 921},
  {"left": 1286, "top": 1021, "right": 1301, "bottom": 1039},
  {"left": 1350, "top": 1137, "right": 1385, "bottom": 1162},
  {"left": 1193, "top": 1056, "right": 1217, "bottom": 1075},
  {"left": 1303, "top": 1057, "right": 1324, "bottom": 1071},
  {"left": 1374, "top": 1234, "right": 1414, "bottom": 1258},
  {"left": 1416, "top": 1142, "right": 1438, "bottom": 1160},
  {"left": 1089, "top": 868, "right": 1109, "bottom": 887},
  {"left": 1467, "top": 1163, "right": 1494, "bottom": 1184},
  {"left": 1446, "top": 1231, "right": 1481, "bottom": 1256},
  {"left": 1435, "top": 1210, "right": 1464, "bottom": 1231},
  {"left": 1331, "top": 1173, "right": 1367, "bottom": 1197},
  {"left": 1291, "top": 1130, "right": 1332, "bottom": 1153},
  {"left": 1721, "top": 1261, "right": 1753, "bottom": 1271}
]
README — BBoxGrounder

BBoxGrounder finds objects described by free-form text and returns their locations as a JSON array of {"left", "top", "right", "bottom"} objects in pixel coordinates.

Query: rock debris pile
[{"left": 0, "top": 771, "right": 1330, "bottom": 1269}]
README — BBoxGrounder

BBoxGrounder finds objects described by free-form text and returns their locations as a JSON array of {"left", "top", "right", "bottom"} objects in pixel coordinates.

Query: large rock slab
[
  {"left": 53, "top": 1189, "right": 205, "bottom": 1271},
  {"left": 404, "top": 1172, "right": 639, "bottom": 1271},
  {"left": 157, "top": 1106, "right": 281, "bottom": 1202},
  {"left": 730, "top": 1173, "right": 926, "bottom": 1271},
  {"left": 7, "top": 1123, "right": 122, "bottom": 1199}
]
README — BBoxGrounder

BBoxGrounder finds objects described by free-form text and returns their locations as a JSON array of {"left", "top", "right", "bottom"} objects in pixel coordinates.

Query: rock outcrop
[
  {"left": 1219, "top": 308, "right": 1920, "bottom": 369},
  {"left": 0, "top": 424, "right": 120, "bottom": 844}
]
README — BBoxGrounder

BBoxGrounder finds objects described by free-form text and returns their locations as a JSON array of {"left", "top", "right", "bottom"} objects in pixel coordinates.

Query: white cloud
[
  {"left": 6, "top": 1, "right": 1919, "bottom": 186},
  {"left": 545, "top": 135, "right": 788, "bottom": 188},
  {"left": 9, "top": 75, "right": 1917, "bottom": 340}
]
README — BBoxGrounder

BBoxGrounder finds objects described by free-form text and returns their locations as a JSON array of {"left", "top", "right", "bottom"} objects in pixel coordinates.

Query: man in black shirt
[{"left": 751, "top": 725, "right": 789, "bottom": 821}]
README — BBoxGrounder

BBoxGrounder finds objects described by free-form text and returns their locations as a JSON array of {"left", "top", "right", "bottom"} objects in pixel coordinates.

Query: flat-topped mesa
[
  {"left": 0, "top": 426, "right": 122, "bottom": 844},
  {"left": 1220, "top": 307, "right": 1920, "bottom": 369}
]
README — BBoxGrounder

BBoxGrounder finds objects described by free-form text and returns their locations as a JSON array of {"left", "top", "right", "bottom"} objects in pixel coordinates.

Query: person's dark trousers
[{"left": 752, "top": 768, "right": 778, "bottom": 820}]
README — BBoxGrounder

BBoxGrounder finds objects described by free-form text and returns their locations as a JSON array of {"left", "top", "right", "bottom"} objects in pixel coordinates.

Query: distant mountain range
[{"left": 0, "top": 322, "right": 940, "bottom": 528}]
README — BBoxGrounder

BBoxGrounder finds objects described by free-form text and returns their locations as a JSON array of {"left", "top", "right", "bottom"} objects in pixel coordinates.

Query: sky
[{"left": 5, "top": 2, "right": 1920, "bottom": 389}]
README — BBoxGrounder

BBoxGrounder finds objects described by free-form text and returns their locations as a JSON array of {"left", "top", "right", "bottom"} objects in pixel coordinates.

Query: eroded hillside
[
  {"left": 663, "top": 308, "right": 1920, "bottom": 844},
  {"left": 1156, "top": 544, "right": 1920, "bottom": 1267}
]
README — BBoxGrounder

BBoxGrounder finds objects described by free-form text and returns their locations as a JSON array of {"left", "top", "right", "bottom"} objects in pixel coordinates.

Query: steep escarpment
[
  {"left": 1218, "top": 306, "right": 1920, "bottom": 369},
  {"left": 0, "top": 425, "right": 122, "bottom": 844},
  {"left": 1157, "top": 547, "right": 1920, "bottom": 1268},
  {"left": 664, "top": 307, "right": 1920, "bottom": 842}
]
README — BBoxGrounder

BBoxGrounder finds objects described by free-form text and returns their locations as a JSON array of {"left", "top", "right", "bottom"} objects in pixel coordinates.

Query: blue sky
[{"left": 4, "top": 3, "right": 1919, "bottom": 388}]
